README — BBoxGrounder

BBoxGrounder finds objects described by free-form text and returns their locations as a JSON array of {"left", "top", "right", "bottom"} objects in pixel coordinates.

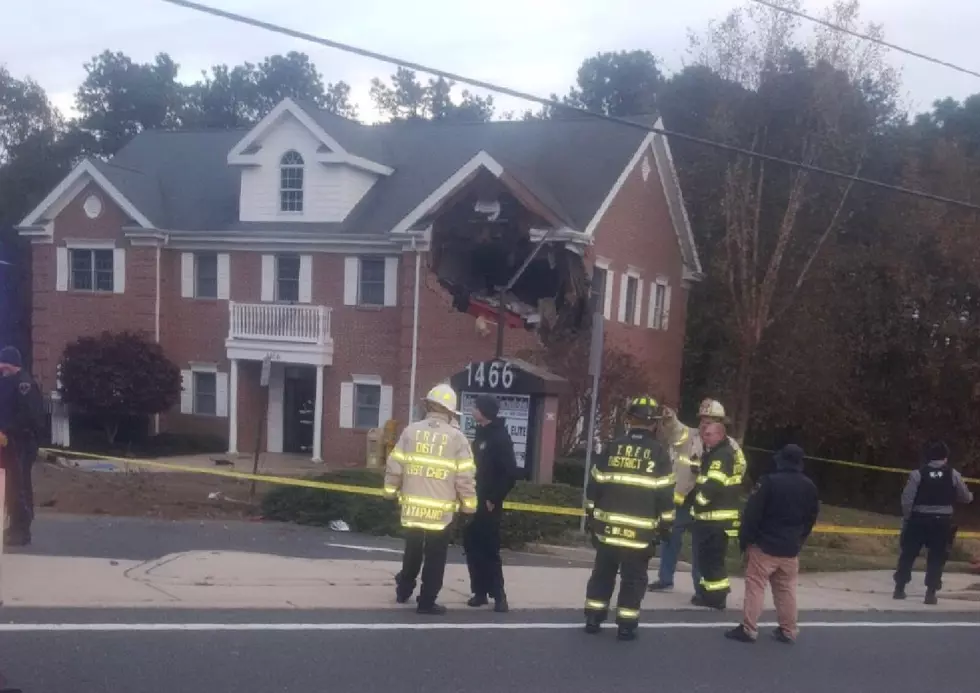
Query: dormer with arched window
[{"left": 279, "top": 150, "right": 304, "bottom": 213}]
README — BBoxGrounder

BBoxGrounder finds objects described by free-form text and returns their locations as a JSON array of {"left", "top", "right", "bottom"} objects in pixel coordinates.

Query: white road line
[
  {"left": 325, "top": 543, "right": 403, "bottom": 554},
  {"left": 0, "top": 621, "right": 978, "bottom": 633}
]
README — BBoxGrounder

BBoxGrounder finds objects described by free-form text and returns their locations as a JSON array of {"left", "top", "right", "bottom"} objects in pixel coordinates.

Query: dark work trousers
[
  {"left": 396, "top": 527, "right": 452, "bottom": 607},
  {"left": 895, "top": 515, "right": 954, "bottom": 591},
  {"left": 3, "top": 437, "right": 37, "bottom": 538},
  {"left": 464, "top": 505, "right": 505, "bottom": 599},
  {"left": 694, "top": 522, "right": 731, "bottom": 606},
  {"left": 584, "top": 541, "right": 653, "bottom": 626}
]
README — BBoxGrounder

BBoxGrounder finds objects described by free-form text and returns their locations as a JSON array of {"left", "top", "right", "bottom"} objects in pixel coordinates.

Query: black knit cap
[
  {"left": 924, "top": 439, "right": 950, "bottom": 463},
  {"left": 0, "top": 345, "right": 22, "bottom": 368},
  {"left": 474, "top": 394, "right": 500, "bottom": 420}
]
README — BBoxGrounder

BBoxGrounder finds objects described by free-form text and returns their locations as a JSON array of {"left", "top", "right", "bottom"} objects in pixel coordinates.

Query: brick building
[{"left": 17, "top": 98, "right": 701, "bottom": 466}]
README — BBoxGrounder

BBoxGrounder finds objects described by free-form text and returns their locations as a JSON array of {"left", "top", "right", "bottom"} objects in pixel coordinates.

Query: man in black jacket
[
  {"left": 726, "top": 444, "right": 819, "bottom": 644},
  {"left": 464, "top": 395, "right": 518, "bottom": 613}
]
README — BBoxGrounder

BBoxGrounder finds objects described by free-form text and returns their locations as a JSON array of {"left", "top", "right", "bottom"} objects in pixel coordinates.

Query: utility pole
[{"left": 579, "top": 313, "right": 604, "bottom": 532}]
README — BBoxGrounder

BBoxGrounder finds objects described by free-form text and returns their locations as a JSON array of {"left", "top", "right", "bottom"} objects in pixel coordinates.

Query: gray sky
[{"left": 4, "top": 0, "right": 979, "bottom": 122}]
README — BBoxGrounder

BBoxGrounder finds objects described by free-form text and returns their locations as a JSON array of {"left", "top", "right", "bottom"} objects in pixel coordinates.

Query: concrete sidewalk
[{"left": 3, "top": 551, "right": 978, "bottom": 611}]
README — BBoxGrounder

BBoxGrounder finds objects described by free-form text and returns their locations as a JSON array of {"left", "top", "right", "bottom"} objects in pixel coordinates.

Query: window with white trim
[
  {"left": 276, "top": 254, "right": 301, "bottom": 303},
  {"left": 279, "top": 150, "right": 304, "bottom": 213},
  {"left": 591, "top": 266, "right": 607, "bottom": 316},
  {"left": 648, "top": 279, "right": 670, "bottom": 330},
  {"left": 354, "top": 383, "right": 382, "bottom": 429},
  {"left": 624, "top": 275, "right": 639, "bottom": 324},
  {"left": 195, "top": 253, "right": 218, "bottom": 299},
  {"left": 193, "top": 371, "right": 217, "bottom": 416},
  {"left": 358, "top": 256, "right": 386, "bottom": 306},
  {"left": 70, "top": 248, "right": 114, "bottom": 292}
]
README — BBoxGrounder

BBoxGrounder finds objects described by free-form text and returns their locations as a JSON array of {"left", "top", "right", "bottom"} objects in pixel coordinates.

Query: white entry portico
[{"left": 225, "top": 301, "right": 334, "bottom": 462}]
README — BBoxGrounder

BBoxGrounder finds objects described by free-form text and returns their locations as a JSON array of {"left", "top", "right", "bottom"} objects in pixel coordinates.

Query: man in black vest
[
  {"left": 0, "top": 346, "right": 44, "bottom": 547},
  {"left": 894, "top": 440, "right": 974, "bottom": 604}
]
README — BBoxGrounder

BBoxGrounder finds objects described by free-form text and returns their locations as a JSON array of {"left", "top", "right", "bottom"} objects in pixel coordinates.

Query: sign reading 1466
[{"left": 464, "top": 360, "right": 516, "bottom": 391}]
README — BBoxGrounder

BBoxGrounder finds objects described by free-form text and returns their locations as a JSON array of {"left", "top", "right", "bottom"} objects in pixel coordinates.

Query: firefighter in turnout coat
[
  {"left": 584, "top": 396, "right": 675, "bottom": 641},
  {"left": 384, "top": 383, "right": 478, "bottom": 615}
]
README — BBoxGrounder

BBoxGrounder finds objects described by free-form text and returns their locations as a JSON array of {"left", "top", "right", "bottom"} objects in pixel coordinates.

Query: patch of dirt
[{"left": 32, "top": 460, "right": 270, "bottom": 521}]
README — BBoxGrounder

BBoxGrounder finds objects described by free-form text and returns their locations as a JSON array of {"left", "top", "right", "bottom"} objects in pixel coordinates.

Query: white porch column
[
  {"left": 228, "top": 358, "right": 240, "bottom": 454},
  {"left": 313, "top": 365, "right": 325, "bottom": 463}
]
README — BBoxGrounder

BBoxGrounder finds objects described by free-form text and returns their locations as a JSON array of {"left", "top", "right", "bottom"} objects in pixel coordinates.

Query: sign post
[
  {"left": 579, "top": 314, "right": 604, "bottom": 533},
  {"left": 250, "top": 355, "right": 272, "bottom": 499}
]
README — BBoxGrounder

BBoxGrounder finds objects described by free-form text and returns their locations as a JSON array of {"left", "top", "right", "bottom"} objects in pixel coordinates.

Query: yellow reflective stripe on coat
[
  {"left": 725, "top": 529, "right": 739, "bottom": 538},
  {"left": 592, "top": 468, "right": 675, "bottom": 490},
  {"left": 674, "top": 428, "right": 690, "bottom": 446},
  {"left": 695, "top": 475, "right": 708, "bottom": 484},
  {"left": 456, "top": 458, "right": 476, "bottom": 472},
  {"left": 693, "top": 509, "right": 740, "bottom": 521},
  {"left": 695, "top": 492, "right": 710, "bottom": 506},
  {"left": 592, "top": 508, "right": 658, "bottom": 529},
  {"left": 393, "top": 450, "right": 459, "bottom": 470},
  {"left": 617, "top": 607, "right": 640, "bottom": 620},
  {"left": 676, "top": 455, "right": 698, "bottom": 467},
  {"left": 400, "top": 495, "right": 457, "bottom": 511},
  {"left": 383, "top": 485, "right": 399, "bottom": 497},
  {"left": 597, "top": 535, "right": 649, "bottom": 550},
  {"left": 585, "top": 599, "right": 607, "bottom": 611},
  {"left": 706, "top": 470, "right": 731, "bottom": 484},
  {"left": 585, "top": 500, "right": 595, "bottom": 510},
  {"left": 673, "top": 491, "right": 687, "bottom": 505},
  {"left": 661, "top": 509, "right": 676, "bottom": 523},
  {"left": 701, "top": 577, "right": 731, "bottom": 592},
  {"left": 402, "top": 520, "right": 448, "bottom": 531},
  {"left": 461, "top": 496, "right": 478, "bottom": 510}
]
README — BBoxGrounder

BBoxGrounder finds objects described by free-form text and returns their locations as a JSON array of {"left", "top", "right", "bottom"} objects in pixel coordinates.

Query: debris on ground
[{"left": 328, "top": 520, "right": 351, "bottom": 532}]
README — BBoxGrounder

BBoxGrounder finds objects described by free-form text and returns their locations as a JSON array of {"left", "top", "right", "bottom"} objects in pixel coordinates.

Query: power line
[
  {"left": 159, "top": 0, "right": 980, "bottom": 213},
  {"left": 748, "top": 0, "right": 980, "bottom": 80}
]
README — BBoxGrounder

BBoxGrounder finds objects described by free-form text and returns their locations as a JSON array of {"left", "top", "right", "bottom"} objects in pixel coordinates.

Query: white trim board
[
  {"left": 18, "top": 159, "right": 155, "bottom": 230},
  {"left": 389, "top": 150, "right": 505, "bottom": 234}
]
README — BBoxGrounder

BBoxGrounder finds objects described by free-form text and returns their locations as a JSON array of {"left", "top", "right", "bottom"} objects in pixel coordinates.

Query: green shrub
[
  {"left": 260, "top": 470, "right": 585, "bottom": 549},
  {"left": 553, "top": 459, "right": 586, "bottom": 488}
]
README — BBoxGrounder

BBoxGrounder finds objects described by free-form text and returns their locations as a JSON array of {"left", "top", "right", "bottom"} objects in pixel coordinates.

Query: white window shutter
[
  {"left": 56, "top": 247, "right": 68, "bottom": 292},
  {"left": 260, "top": 255, "right": 275, "bottom": 302},
  {"left": 343, "top": 257, "right": 359, "bottom": 306},
  {"left": 180, "top": 370, "right": 193, "bottom": 414},
  {"left": 662, "top": 284, "right": 672, "bottom": 331},
  {"left": 215, "top": 371, "right": 229, "bottom": 418},
  {"left": 181, "top": 253, "right": 194, "bottom": 298},
  {"left": 633, "top": 279, "right": 644, "bottom": 326},
  {"left": 339, "top": 382, "right": 354, "bottom": 429},
  {"left": 647, "top": 282, "right": 657, "bottom": 328},
  {"left": 602, "top": 270, "right": 613, "bottom": 320},
  {"left": 298, "top": 255, "right": 313, "bottom": 304},
  {"left": 113, "top": 248, "right": 126, "bottom": 294},
  {"left": 617, "top": 273, "right": 627, "bottom": 323},
  {"left": 383, "top": 256, "right": 399, "bottom": 307},
  {"left": 379, "top": 384, "right": 394, "bottom": 425},
  {"left": 217, "top": 254, "right": 231, "bottom": 300}
]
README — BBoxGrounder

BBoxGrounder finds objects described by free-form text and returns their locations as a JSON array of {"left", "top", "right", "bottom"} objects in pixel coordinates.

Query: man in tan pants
[{"left": 726, "top": 445, "right": 819, "bottom": 644}]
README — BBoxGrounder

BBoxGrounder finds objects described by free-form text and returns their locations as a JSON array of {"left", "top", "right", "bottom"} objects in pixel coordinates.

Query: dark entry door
[{"left": 283, "top": 367, "right": 316, "bottom": 454}]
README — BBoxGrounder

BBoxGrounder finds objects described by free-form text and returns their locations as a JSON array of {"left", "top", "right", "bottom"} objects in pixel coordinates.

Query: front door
[{"left": 283, "top": 366, "right": 317, "bottom": 454}]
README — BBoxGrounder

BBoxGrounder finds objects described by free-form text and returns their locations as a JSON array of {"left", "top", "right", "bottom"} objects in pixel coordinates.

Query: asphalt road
[
  {"left": 18, "top": 514, "right": 587, "bottom": 567},
  {"left": 0, "top": 610, "right": 977, "bottom": 692}
]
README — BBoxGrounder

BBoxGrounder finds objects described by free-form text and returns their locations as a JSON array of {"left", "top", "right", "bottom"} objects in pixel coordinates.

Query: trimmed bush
[{"left": 260, "top": 469, "right": 584, "bottom": 549}]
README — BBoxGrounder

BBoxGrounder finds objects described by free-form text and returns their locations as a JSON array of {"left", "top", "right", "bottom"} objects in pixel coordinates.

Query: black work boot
[
  {"left": 647, "top": 580, "right": 673, "bottom": 592},
  {"left": 467, "top": 594, "right": 489, "bottom": 608},
  {"left": 416, "top": 601, "right": 447, "bottom": 616},
  {"left": 394, "top": 577, "right": 413, "bottom": 604},
  {"left": 584, "top": 613, "right": 604, "bottom": 635},
  {"left": 724, "top": 625, "right": 756, "bottom": 644},
  {"left": 924, "top": 589, "right": 938, "bottom": 606},
  {"left": 616, "top": 624, "right": 638, "bottom": 641},
  {"left": 893, "top": 585, "right": 907, "bottom": 600},
  {"left": 493, "top": 591, "right": 509, "bottom": 614}
]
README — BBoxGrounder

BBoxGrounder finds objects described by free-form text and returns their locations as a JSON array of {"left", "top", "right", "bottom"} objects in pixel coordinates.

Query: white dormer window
[{"left": 279, "top": 150, "right": 305, "bottom": 213}]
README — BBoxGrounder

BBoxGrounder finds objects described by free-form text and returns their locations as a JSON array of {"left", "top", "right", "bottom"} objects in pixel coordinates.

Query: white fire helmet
[
  {"left": 425, "top": 383, "right": 460, "bottom": 416},
  {"left": 698, "top": 399, "right": 727, "bottom": 420}
]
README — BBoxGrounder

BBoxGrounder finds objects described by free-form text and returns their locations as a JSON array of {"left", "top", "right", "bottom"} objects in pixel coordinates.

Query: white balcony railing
[{"left": 228, "top": 302, "right": 332, "bottom": 345}]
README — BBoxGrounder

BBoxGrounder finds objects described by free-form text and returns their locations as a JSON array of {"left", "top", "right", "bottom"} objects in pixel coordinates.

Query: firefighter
[
  {"left": 384, "top": 383, "right": 478, "bottom": 615},
  {"left": 0, "top": 346, "right": 44, "bottom": 547},
  {"left": 691, "top": 420, "right": 745, "bottom": 610},
  {"left": 584, "top": 396, "right": 674, "bottom": 641}
]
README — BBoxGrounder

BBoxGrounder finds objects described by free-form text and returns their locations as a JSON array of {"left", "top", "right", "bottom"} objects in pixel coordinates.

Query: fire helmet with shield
[
  {"left": 425, "top": 383, "right": 460, "bottom": 415},
  {"left": 626, "top": 396, "right": 663, "bottom": 423}
]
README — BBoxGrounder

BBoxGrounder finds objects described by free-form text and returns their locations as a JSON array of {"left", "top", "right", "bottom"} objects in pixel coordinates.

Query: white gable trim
[
  {"left": 389, "top": 150, "right": 505, "bottom": 235},
  {"left": 652, "top": 117, "right": 703, "bottom": 276},
  {"left": 584, "top": 132, "right": 655, "bottom": 238},
  {"left": 315, "top": 152, "right": 393, "bottom": 176},
  {"left": 17, "top": 159, "right": 154, "bottom": 230}
]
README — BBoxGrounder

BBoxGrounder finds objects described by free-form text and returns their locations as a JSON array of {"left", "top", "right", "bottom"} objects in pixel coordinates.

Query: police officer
[
  {"left": 691, "top": 421, "right": 744, "bottom": 610},
  {"left": 584, "top": 396, "right": 674, "bottom": 641},
  {"left": 894, "top": 440, "right": 974, "bottom": 605},
  {"left": 384, "top": 383, "right": 478, "bottom": 615},
  {"left": 0, "top": 346, "right": 43, "bottom": 547}
]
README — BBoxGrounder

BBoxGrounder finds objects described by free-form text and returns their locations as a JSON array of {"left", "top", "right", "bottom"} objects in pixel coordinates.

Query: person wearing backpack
[{"left": 0, "top": 346, "right": 44, "bottom": 547}]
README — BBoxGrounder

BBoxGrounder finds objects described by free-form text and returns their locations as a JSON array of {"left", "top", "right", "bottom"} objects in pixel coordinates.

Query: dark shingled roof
[{"left": 97, "top": 104, "right": 650, "bottom": 237}]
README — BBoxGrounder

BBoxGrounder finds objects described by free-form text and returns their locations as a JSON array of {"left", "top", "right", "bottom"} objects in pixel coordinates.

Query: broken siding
[{"left": 238, "top": 113, "right": 379, "bottom": 224}]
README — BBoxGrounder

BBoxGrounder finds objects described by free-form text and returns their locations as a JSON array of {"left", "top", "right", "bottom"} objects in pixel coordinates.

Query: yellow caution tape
[
  {"left": 745, "top": 446, "right": 980, "bottom": 485},
  {"left": 38, "top": 448, "right": 980, "bottom": 538}
]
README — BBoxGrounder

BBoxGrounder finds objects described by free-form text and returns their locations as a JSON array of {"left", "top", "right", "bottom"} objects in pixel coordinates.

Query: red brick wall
[{"left": 590, "top": 144, "right": 690, "bottom": 408}]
